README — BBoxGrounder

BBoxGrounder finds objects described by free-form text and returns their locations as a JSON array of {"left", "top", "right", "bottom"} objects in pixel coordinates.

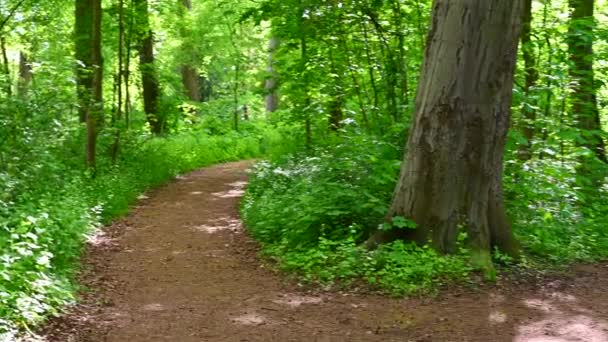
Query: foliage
[
  {"left": 505, "top": 157, "right": 608, "bottom": 262},
  {"left": 0, "top": 96, "right": 276, "bottom": 338},
  {"left": 0, "top": 0, "right": 607, "bottom": 338},
  {"left": 242, "top": 128, "right": 608, "bottom": 294},
  {"left": 243, "top": 132, "right": 474, "bottom": 295}
]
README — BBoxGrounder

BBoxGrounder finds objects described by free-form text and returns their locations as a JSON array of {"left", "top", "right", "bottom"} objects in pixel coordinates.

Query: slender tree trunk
[
  {"left": 233, "top": 62, "right": 240, "bottom": 131},
  {"left": 366, "top": 0, "right": 523, "bottom": 270},
  {"left": 112, "top": 0, "right": 125, "bottom": 163},
  {"left": 124, "top": 0, "right": 134, "bottom": 129},
  {"left": 17, "top": 51, "right": 32, "bottom": 97},
  {"left": 87, "top": 0, "right": 103, "bottom": 169},
  {"left": 265, "top": 36, "right": 280, "bottom": 113},
  {"left": 179, "top": 0, "right": 201, "bottom": 102},
  {"left": 538, "top": 1, "right": 553, "bottom": 159},
  {"left": 327, "top": 49, "right": 344, "bottom": 131},
  {"left": 75, "top": 0, "right": 94, "bottom": 122},
  {"left": 361, "top": 21, "right": 380, "bottom": 127},
  {"left": 518, "top": 0, "right": 539, "bottom": 160},
  {"left": 301, "top": 34, "right": 312, "bottom": 148},
  {"left": 340, "top": 36, "right": 370, "bottom": 130},
  {"left": 567, "top": 0, "right": 607, "bottom": 166},
  {"left": 366, "top": 9, "right": 399, "bottom": 122},
  {"left": 391, "top": 0, "right": 409, "bottom": 108},
  {"left": 1, "top": 36, "right": 11, "bottom": 97},
  {"left": 181, "top": 65, "right": 201, "bottom": 102},
  {"left": 135, "top": 0, "right": 162, "bottom": 134}
]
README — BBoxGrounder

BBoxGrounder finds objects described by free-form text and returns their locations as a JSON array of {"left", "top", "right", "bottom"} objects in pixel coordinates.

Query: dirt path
[{"left": 44, "top": 161, "right": 608, "bottom": 342}]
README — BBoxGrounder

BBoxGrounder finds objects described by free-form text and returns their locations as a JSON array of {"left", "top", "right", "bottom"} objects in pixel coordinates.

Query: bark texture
[
  {"left": 136, "top": 0, "right": 163, "bottom": 134},
  {"left": 518, "top": 0, "right": 539, "bottom": 160},
  {"left": 86, "top": 0, "right": 103, "bottom": 169},
  {"left": 567, "top": 0, "right": 607, "bottom": 165},
  {"left": 265, "top": 37, "right": 279, "bottom": 113},
  {"left": 1, "top": 36, "right": 11, "bottom": 96},
  {"left": 18, "top": 51, "right": 32, "bottom": 97},
  {"left": 367, "top": 0, "right": 523, "bottom": 263},
  {"left": 179, "top": 0, "right": 201, "bottom": 102},
  {"left": 75, "top": 0, "right": 94, "bottom": 122}
]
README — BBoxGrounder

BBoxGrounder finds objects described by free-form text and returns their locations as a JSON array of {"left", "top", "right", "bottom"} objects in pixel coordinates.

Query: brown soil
[{"left": 43, "top": 161, "right": 608, "bottom": 342}]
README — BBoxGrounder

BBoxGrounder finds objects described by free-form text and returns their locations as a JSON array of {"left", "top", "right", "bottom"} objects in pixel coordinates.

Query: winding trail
[{"left": 45, "top": 161, "right": 608, "bottom": 342}]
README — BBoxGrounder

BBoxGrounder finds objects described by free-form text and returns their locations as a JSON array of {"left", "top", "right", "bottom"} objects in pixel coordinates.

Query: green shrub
[
  {"left": 242, "top": 131, "right": 608, "bottom": 296},
  {"left": 0, "top": 127, "right": 274, "bottom": 338}
]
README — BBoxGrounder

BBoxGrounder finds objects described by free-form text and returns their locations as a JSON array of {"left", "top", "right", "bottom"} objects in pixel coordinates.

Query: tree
[
  {"left": 366, "top": 0, "right": 523, "bottom": 270},
  {"left": 178, "top": 0, "right": 201, "bottom": 102},
  {"left": 135, "top": 0, "right": 163, "bottom": 134},
  {"left": 74, "top": 0, "right": 103, "bottom": 168},
  {"left": 518, "top": 0, "right": 540, "bottom": 160},
  {"left": 87, "top": 0, "right": 103, "bottom": 169},
  {"left": 17, "top": 51, "right": 32, "bottom": 97},
  {"left": 567, "top": 0, "right": 607, "bottom": 174},
  {"left": 265, "top": 36, "right": 279, "bottom": 113},
  {"left": 75, "top": 0, "right": 94, "bottom": 122}
]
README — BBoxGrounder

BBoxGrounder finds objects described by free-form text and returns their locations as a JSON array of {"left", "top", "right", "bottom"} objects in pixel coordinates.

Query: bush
[
  {"left": 242, "top": 131, "right": 608, "bottom": 295},
  {"left": 0, "top": 128, "right": 269, "bottom": 338}
]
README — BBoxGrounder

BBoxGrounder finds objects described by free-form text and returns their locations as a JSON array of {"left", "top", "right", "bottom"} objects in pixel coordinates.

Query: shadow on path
[{"left": 43, "top": 161, "right": 608, "bottom": 342}]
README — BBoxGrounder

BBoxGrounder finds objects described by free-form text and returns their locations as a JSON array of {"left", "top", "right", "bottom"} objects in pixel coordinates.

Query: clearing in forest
[{"left": 44, "top": 161, "right": 608, "bottom": 342}]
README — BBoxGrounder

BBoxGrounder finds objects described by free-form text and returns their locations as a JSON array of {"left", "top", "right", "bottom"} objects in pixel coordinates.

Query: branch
[{"left": 0, "top": 0, "right": 26, "bottom": 33}]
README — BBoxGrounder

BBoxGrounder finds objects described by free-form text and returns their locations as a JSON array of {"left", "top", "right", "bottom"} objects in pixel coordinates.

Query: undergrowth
[
  {"left": 0, "top": 117, "right": 289, "bottom": 339},
  {"left": 242, "top": 131, "right": 608, "bottom": 296}
]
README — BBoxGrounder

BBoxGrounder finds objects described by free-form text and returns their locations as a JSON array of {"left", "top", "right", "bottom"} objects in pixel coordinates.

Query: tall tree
[
  {"left": 0, "top": 36, "right": 11, "bottom": 97},
  {"left": 179, "top": 0, "right": 201, "bottom": 102},
  {"left": 366, "top": 0, "right": 523, "bottom": 270},
  {"left": 567, "top": 0, "right": 607, "bottom": 169},
  {"left": 135, "top": 0, "right": 163, "bottom": 134},
  {"left": 518, "top": 0, "right": 540, "bottom": 160},
  {"left": 265, "top": 36, "right": 279, "bottom": 113},
  {"left": 87, "top": 0, "right": 103, "bottom": 169},
  {"left": 75, "top": 0, "right": 94, "bottom": 122},
  {"left": 17, "top": 51, "right": 32, "bottom": 97}
]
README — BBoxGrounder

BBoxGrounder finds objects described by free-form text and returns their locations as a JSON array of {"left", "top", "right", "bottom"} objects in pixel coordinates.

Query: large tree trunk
[
  {"left": 567, "top": 0, "right": 607, "bottom": 167},
  {"left": 135, "top": 0, "right": 163, "bottom": 134},
  {"left": 366, "top": 0, "right": 523, "bottom": 269},
  {"left": 265, "top": 37, "right": 279, "bottom": 113},
  {"left": 75, "top": 0, "right": 94, "bottom": 122}
]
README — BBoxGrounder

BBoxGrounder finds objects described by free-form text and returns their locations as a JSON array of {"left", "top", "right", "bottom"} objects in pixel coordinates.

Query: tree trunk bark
[
  {"left": 179, "top": 0, "right": 201, "bottom": 102},
  {"left": 1, "top": 36, "right": 11, "bottom": 97},
  {"left": 75, "top": 0, "right": 94, "bottom": 122},
  {"left": 265, "top": 37, "right": 279, "bottom": 113},
  {"left": 111, "top": 0, "right": 125, "bottom": 163},
  {"left": 86, "top": 0, "right": 103, "bottom": 169},
  {"left": 17, "top": 51, "right": 32, "bottom": 97},
  {"left": 517, "top": 0, "right": 539, "bottom": 161},
  {"left": 124, "top": 0, "right": 134, "bottom": 129},
  {"left": 135, "top": 0, "right": 163, "bottom": 134},
  {"left": 567, "top": 0, "right": 607, "bottom": 167},
  {"left": 366, "top": 0, "right": 523, "bottom": 269}
]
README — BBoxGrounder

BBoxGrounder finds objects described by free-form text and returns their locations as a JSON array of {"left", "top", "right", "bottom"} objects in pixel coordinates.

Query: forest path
[{"left": 44, "top": 161, "right": 608, "bottom": 342}]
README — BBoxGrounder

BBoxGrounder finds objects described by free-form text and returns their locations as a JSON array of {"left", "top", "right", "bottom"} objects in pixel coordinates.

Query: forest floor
[{"left": 41, "top": 161, "right": 608, "bottom": 342}]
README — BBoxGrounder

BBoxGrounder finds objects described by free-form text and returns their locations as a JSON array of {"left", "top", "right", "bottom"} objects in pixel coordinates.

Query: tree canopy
[{"left": 0, "top": 0, "right": 607, "bottom": 338}]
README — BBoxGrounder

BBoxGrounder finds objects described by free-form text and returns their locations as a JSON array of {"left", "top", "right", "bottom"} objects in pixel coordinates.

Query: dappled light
[
  {"left": 273, "top": 294, "right": 325, "bottom": 308},
  {"left": 1, "top": 0, "right": 606, "bottom": 340},
  {"left": 515, "top": 295, "right": 608, "bottom": 342},
  {"left": 212, "top": 181, "right": 248, "bottom": 199},
  {"left": 192, "top": 217, "right": 242, "bottom": 234},
  {"left": 231, "top": 313, "right": 268, "bottom": 326}
]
